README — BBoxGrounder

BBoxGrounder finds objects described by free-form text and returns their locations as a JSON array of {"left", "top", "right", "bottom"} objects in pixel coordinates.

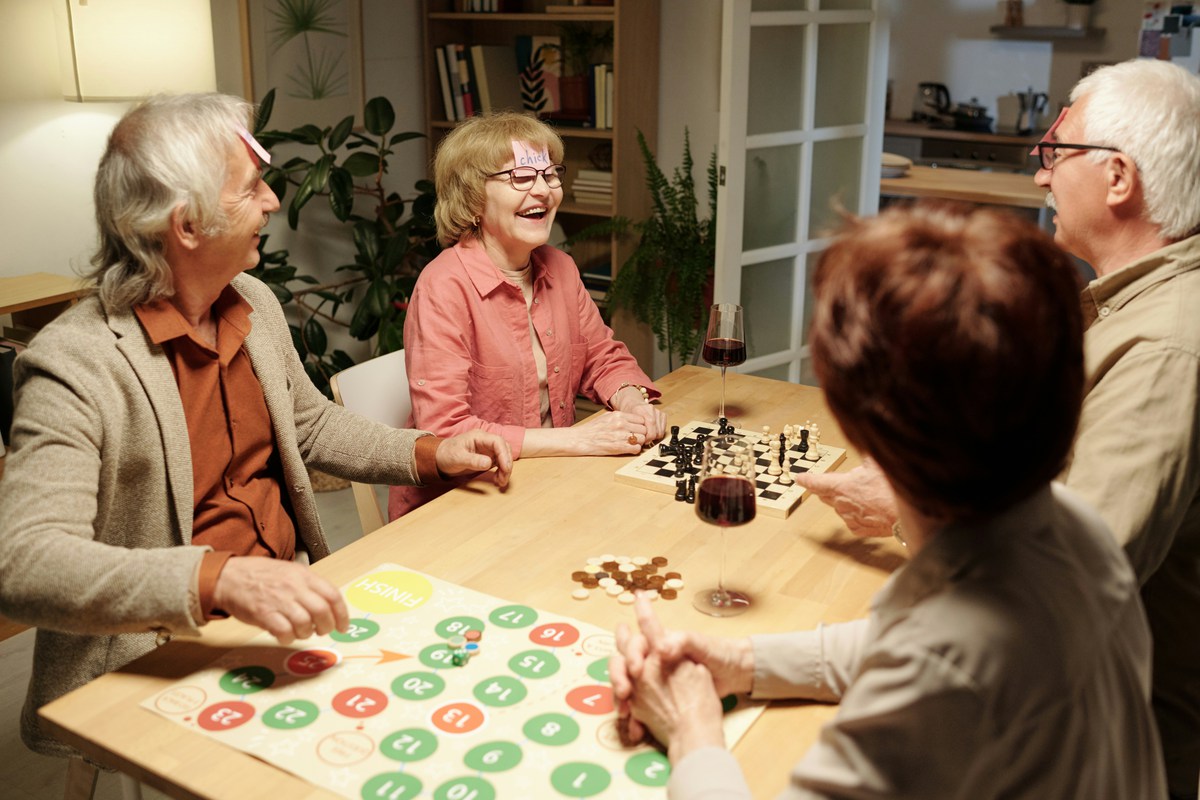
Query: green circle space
[
  {"left": 509, "top": 649, "right": 561, "bottom": 680},
  {"left": 219, "top": 665, "right": 275, "bottom": 695},
  {"left": 330, "top": 618, "right": 381, "bottom": 643},
  {"left": 488, "top": 604, "right": 538, "bottom": 629},
  {"left": 391, "top": 671, "right": 446, "bottom": 701},
  {"left": 463, "top": 740, "right": 523, "bottom": 773},
  {"left": 380, "top": 727, "right": 438, "bottom": 763},
  {"left": 550, "top": 762, "right": 612, "bottom": 796},
  {"left": 625, "top": 751, "right": 671, "bottom": 786},
  {"left": 419, "top": 642, "right": 458, "bottom": 670},
  {"left": 262, "top": 699, "right": 319, "bottom": 730},
  {"left": 523, "top": 712, "right": 579, "bottom": 746},
  {"left": 473, "top": 675, "right": 527, "bottom": 707},
  {"left": 435, "top": 616, "right": 484, "bottom": 639},
  {"left": 586, "top": 657, "right": 610, "bottom": 684},
  {"left": 432, "top": 776, "right": 495, "bottom": 800},
  {"left": 360, "top": 772, "right": 422, "bottom": 800}
]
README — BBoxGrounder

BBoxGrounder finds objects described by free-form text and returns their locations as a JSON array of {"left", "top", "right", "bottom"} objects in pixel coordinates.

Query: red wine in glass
[
  {"left": 696, "top": 475, "right": 757, "bottom": 526},
  {"left": 702, "top": 338, "right": 747, "bottom": 369},
  {"left": 693, "top": 435, "right": 755, "bottom": 617},
  {"left": 702, "top": 304, "right": 745, "bottom": 423}
]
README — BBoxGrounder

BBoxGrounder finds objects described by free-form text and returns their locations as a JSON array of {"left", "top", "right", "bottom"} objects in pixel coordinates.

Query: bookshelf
[{"left": 421, "top": 0, "right": 661, "bottom": 367}]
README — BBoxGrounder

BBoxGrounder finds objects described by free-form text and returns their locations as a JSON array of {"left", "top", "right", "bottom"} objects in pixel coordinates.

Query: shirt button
[
  {"left": 1099, "top": 306, "right": 1111, "bottom": 317},
  {"left": 546, "top": 329, "right": 553, "bottom": 336},
  {"left": 418, "top": 379, "right": 426, "bottom": 386},
  {"left": 534, "top": 298, "right": 540, "bottom": 304},
  {"left": 558, "top": 401, "right": 566, "bottom": 409}
]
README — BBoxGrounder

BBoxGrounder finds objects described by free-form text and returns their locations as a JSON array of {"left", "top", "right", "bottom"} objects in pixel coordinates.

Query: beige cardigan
[{"left": 0, "top": 273, "right": 428, "bottom": 756}]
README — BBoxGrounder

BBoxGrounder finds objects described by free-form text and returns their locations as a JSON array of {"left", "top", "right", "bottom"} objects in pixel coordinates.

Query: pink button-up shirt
[{"left": 389, "top": 240, "right": 657, "bottom": 518}]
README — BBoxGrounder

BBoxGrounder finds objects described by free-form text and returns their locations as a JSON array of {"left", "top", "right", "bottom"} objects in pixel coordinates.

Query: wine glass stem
[
  {"left": 717, "top": 529, "right": 728, "bottom": 600},
  {"left": 719, "top": 366, "right": 727, "bottom": 419}
]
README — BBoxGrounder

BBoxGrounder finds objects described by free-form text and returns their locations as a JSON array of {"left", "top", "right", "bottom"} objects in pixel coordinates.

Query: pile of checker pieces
[
  {"left": 444, "top": 628, "right": 483, "bottom": 666},
  {"left": 569, "top": 554, "right": 685, "bottom": 604}
]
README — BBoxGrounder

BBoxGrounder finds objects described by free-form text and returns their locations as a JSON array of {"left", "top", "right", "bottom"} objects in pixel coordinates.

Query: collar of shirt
[
  {"left": 134, "top": 285, "right": 254, "bottom": 363},
  {"left": 871, "top": 484, "right": 1057, "bottom": 623},
  {"left": 1081, "top": 233, "right": 1200, "bottom": 327},
  {"left": 454, "top": 239, "right": 556, "bottom": 299}
]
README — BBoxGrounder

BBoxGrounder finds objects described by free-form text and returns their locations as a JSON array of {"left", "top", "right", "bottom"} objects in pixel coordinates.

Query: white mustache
[{"left": 1044, "top": 192, "right": 1057, "bottom": 211}]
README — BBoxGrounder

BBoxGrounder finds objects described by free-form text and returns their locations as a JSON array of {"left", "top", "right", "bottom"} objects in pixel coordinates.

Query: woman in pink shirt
[{"left": 389, "top": 112, "right": 666, "bottom": 519}]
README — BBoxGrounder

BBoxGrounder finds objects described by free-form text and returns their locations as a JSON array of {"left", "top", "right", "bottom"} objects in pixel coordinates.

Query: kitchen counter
[
  {"left": 880, "top": 165, "right": 1046, "bottom": 210},
  {"left": 885, "top": 119, "right": 1041, "bottom": 146}
]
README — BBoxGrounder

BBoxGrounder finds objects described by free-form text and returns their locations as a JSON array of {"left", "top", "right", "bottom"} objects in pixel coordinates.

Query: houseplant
[
  {"left": 588, "top": 128, "right": 717, "bottom": 370},
  {"left": 248, "top": 89, "right": 439, "bottom": 398},
  {"left": 554, "top": 23, "right": 613, "bottom": 114}
]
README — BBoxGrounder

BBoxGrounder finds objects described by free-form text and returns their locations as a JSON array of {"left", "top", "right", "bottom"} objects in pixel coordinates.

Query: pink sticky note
[
  {"left": 237, "top": 125, "right": 272, "bottom": 166},
  {"left": 1030, "top": 107, "right": 1070, "bottom": 155},
  {"left": 512, "top": 140, "right": 549, "bottom": 168}
]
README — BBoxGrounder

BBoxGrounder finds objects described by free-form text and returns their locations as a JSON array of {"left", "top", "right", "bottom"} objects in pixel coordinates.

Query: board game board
[
  {"left": 614, "top": 420, "right": 847, "bottom": 519},
  {"left": 143, "top": 564, "right": 766, "bottom": 799}
]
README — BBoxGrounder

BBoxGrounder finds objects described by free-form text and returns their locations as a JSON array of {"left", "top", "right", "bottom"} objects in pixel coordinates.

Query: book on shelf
[
  {"left": 591, "top": 63, "right": 611, "bottom": 129},
  {"left": 444, "top": 44, "right": 466, "bottom": 121},
  {"left": 456, "top": 44, "right": 477, "bottom": 118},
  {"left": 569, "top": 178, "right": 613, "bottom": 191},
  {"left": 575, "top": 168, "right": 613, "bottom": 183},
  {"left": 605, "top": 68, "right": 613, "bottom": 129},
  {"left": 572, "top": 189, "right": 613, "bottom": 202},
  {"left": 470, "top": 45, "right": 523, "bottom": 114},
  {"left": 435, "top": 48, "right": 456, "bottom": 121}
]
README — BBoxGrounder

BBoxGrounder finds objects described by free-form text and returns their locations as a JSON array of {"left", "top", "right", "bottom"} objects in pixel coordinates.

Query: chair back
[{"left": 329, "top": 349, "right": 411, "bottom": 535}]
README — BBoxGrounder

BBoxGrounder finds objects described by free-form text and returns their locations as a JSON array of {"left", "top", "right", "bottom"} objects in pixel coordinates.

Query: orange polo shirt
[{"left": 135, "top": 287, "right": 295, "bottom": 615}]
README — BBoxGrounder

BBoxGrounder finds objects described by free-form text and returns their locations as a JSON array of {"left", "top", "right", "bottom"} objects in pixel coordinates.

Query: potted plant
[
  {"left": 1063, "top": 0, "right": 1096, "bottom": 30},
  {"left": 553, "top": 23, "right": 613, "bottom": 114},
  {"left": 586, "top": 129, "right": 717, "bottom": 371},
  {"left": 247, "top": 89, "right": 440, "bottom": 398}
]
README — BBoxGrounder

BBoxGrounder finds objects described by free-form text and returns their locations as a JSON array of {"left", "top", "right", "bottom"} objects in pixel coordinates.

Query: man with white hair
[
  {"left": 798, "top": 59, "right": 1200, "bottom": 798},
  {"left": 0, "top": 93, "right": 512, "bottom": 760}
]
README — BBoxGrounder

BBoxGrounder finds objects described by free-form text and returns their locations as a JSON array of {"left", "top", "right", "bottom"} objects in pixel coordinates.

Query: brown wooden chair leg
[{"left": 64, "top": 758, "right": 99, "bottom": 800}]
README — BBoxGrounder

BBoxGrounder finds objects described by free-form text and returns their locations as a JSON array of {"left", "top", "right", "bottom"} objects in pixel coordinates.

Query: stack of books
[
  {"left": 570, "top": 169, "right": 613, "bottom": 208},
  {"left": 435, "top": 43, "right": 529, "bottom": 122}
]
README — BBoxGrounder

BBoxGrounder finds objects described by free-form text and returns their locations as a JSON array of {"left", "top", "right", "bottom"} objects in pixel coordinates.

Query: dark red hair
[{"left": 810, "top": 202, "right": 1084, "bottom": 522}]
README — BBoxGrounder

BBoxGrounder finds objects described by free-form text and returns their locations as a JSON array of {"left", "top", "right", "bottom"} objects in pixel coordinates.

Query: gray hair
[
  {"left": 1072, "top": 59, "right": 1200, "bottom": 240},
  {"left": 84, "top": 93, "right": 254, "bottom": 312}
]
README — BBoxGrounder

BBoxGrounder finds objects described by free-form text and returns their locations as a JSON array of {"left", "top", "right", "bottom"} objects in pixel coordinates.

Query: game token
[
  {"left": 583, "top": 564, "right": 604, "bottom": 574},
  {"left": 617, "top": 592, "right": 636, "bottom": 605},
  {"left": 572, "top": 588, "right": 589, "bottom": 600},
  {"left": 665, "top": 571, "right": 682, "bottom": 580},
  {"left": 598, "top": 577, "right": 616, "bottom": 588},
  {"left": 571, "top": 571, "right": 588, "bottom": 582},
  {"left": 617, "top": 563, "right": 636, "bottom": 574},
  {"left": 599, "top": 553, "right": 616, "bottom": 562},
  {"left": 661, "top": 588, "right": 678, "bottom": 600},
  {"left": 632, "top": 556, "right": 649, "bottom": 566},
  {"left": 447, "top": 635, "right": 466, "bottom": 648},
  {"left": 464, "top": 629, "right": 482, "bottom": 642},
  {"left": 605, "top": 584, "right": 624, "bottom": 597},
  {"left": 602, "top": 560, "right": 620, "bottom": 572},
  {"left": 586, "top": 556, "right": 604, "bottom": 565},
  {"left": 651, "top": 556, "right": 669, "bottom": 566},
  {"left": 646, "top": 590, "right": 660, "bottom": 601},
  {"left": 665, "top": 578, "right": 685, "bottom": 590},
  {"left": 465, "top": 642, "right": 479, "bottom": 652},
  {"left": 581, "top": 577, "right": 599, "bottom": 589}
]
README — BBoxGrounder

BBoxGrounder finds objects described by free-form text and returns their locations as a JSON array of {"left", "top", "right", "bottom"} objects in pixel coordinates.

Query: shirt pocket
[{"left": 466, "top": 360, "right": 518, "bottom": 419}]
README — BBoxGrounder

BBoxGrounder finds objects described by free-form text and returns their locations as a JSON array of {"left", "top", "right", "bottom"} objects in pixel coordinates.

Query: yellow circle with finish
[{"left": 346, "top": 570, "right": 434, "bottom": 615}]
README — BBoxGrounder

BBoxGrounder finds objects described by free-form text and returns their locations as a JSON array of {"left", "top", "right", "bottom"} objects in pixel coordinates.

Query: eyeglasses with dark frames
[
  {"left": 487, "top": 164, "right": 567, "bottom": 191},
  {"left": 1035, "top": 142, "right": 1121, "bottom": 171}
]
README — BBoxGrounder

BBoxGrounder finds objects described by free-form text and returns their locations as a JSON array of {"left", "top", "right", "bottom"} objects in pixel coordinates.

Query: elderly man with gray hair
[
  {"left": 0, "top": 93, "right": 512, "bottom": 759},
  {"left": 797, "top": 59, "right": 1200, "bottom": 798}
]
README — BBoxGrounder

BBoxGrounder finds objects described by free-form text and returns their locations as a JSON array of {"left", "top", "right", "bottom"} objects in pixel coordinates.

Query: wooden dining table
[{"left": 38, "top": 365, "right": 906, "bottom": 799}]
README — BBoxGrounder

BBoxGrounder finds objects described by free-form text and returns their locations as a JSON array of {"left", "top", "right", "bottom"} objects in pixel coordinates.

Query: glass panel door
[{"left": 715, "top": 0, "right": 888, "bottom": 385}]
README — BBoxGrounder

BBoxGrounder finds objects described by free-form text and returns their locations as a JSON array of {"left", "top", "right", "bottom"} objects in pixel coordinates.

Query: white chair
[{"left": 329, "top": 349, "right": 411, "bottom": 536}]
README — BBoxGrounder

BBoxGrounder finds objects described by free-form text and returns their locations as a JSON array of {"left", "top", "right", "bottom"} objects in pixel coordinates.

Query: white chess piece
[
  {"left": 767, "top": 441, "right": 782, "bottom": 475},
  {"left": 761, "top": 425, "right": 771, "bottom": 445},
  {"left": 805, "top": 426, "right": 821, "bottom": 461},
  {"left": 778, "top": 454, "right": 794, "bottom": 485}
]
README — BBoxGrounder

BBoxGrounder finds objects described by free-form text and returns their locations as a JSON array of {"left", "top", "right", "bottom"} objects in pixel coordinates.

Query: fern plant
[{"left": 600, "top": 129, "right": 717, "bottom": 369}]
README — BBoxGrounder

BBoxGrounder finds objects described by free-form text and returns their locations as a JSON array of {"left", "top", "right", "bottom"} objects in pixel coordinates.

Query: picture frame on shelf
[{"left": 240, "top": 0, "right": 365, "bottom": 131}]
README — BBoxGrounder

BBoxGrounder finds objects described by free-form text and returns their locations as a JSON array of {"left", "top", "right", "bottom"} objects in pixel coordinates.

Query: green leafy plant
[
  {"left": 574, "top": 129, "right": 716, "bottom": 370},
  {"left": 554, "top": 23, "right": 614, "bottom": 77},
  {"left": 268, "top": 0, "right": 350, "bottom": 100},
  {"left": 247, "top": 89, "right": 440, "bottom": 397}
]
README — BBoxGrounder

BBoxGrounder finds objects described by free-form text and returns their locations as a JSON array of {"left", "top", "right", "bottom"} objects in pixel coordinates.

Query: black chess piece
[
  {"left": 670, "top": 425, "right": 680, "bottom": 445},
  {"left": 674, "top": 478, "right": 687, "bottom": 501},
  {"left": 686, "top": 474, "right": 697, "bottom": 504},
  {"left": 779, "top": 433, "right": 787, "bottom": 453},
  {"left": 799, "top": 428, "right": 809, "bottom": 453}
]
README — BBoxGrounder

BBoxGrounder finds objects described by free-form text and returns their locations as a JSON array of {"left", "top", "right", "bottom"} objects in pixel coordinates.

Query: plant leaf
[
  {"left": 363, "top": 97, "right": 396, "bottom": 136},
  {"left": 254, "top": 89, "right": 276, "bottom": 133},
  {"left": 343, "top": 152, "right": 381, "bottom": 177},
  {"left": 303, "top": 316, "right": 327, "bottom": 357},
  {"left": 327, "top": 115, "right": 355, "bottom": 150}
]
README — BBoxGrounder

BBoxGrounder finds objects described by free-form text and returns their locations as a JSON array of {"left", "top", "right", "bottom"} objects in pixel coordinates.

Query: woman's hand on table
[
  {"left": 608, "top": 386, "right": 668, "bottom": 443},
  {"left": 611, "top": 594, "right": 754, "bottom": 753},
  {"left": 571, "top": 410, "right": 656, "bottom": 455},
  {"left": 793, "top": 457, "right": 898, "bottom": 538}
]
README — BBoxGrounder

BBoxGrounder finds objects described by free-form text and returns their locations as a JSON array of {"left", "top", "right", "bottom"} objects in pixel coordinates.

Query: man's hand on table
[
  {"left": 793, "top": 457, "right": 899, "bottom": 538},
  {"left": 435, "top": 430, "right": 513, "bottom": 488},
  {"left": 212, "top": 558, "right": 350, "bottom": 645}
]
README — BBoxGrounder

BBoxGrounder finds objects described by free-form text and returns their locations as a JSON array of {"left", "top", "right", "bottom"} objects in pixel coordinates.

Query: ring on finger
[{"left": 627, "top": 434, "right": 639, "bottom": 445}]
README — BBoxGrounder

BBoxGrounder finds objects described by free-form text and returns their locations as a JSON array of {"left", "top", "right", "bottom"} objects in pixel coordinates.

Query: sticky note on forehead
[
  {"left": 1030, "top": 107, "right": 1070, "bottom": 155},
  {"left": 512, "top": 140, "right": 549, "bottom": 167},
  {"left": 238, "top": 125, "right": 271, "bottom": 166}
]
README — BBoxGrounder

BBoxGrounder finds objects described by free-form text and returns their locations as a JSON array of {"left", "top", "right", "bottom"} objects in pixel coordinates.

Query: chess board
[{"left": 614, "top": 420, "right": 846, "bottom": 519}]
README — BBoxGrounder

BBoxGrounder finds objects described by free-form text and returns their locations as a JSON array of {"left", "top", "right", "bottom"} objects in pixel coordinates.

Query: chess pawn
[
  {"left": 761, "top": 425, "right": 771, "bottom": 445},
  {"left": 783, "top": 424, "right": 793, "bottom": 446},
  {"left": 778, "top": 456, "right": 794, "bottom": 485}
]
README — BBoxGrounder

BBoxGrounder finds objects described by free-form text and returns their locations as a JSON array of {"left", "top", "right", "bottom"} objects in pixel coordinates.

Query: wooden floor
[{"left": 0, "top": 485, "right": 368, "bottom": 800}]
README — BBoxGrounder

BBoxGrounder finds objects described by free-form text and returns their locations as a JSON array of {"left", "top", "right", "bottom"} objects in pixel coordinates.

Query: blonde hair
[
  {"left": 1072, "top": 59, "right": 1200, "bottom": 239},
  {"left": 433, "top": 111, "right": 564, "bottom": 246},
  {"left": 85, "top": 93, "right": 253, "bottom": 312}
]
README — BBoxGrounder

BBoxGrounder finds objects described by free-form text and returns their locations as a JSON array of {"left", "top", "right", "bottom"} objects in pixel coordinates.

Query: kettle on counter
[{"left": 912, "top": 82, "right": 951, "bottom": 122}]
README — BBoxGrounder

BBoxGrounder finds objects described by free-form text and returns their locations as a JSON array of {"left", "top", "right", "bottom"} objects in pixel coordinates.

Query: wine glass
[
  {"left": 702, "top": 303, "right": 746, "bottom": 425},
  {"left": 692, "top": 435, "right": 755, "bottom": 617}
]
